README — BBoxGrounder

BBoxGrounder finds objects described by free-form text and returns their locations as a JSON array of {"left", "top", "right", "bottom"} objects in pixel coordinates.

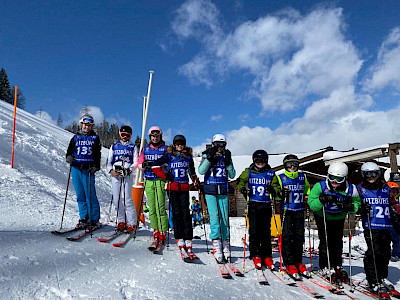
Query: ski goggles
[
  {"left": 254, "top": 158, "right": 267, "bottom": 164},
  {"left": 364, "top": 170, "right": 380, "bottom": 179},
  {"left": 213, "top": 141, "right": 226, "bottom": 148},
  {"left": 284, "top": 161, "right": 299, "bottom": 169},
  {"left": 150, "top": 131, "right": 161, "bottom": 137},
  {"left": 119, "top": 132, "right": 132, "bottom": 139},
  {"left": 174, "top": 142, "right": 185, "bottom": 146},
  {"left": 81, "top": 117, "right": 94, "bottom": 124},
  {"left": 328, "top": 174, "right": 346, "bottom": 184}
]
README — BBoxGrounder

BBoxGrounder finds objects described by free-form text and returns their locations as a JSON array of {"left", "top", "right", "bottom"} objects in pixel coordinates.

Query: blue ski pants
[{"left": 205, "top": 194, "right": 229, "bottom": 241}]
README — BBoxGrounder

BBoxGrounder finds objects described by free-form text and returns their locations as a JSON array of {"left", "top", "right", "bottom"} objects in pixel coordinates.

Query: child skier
[
  {"left": 65, "top": 114, "right": 101, "bottom": 228},
  {"left": 147, "top": 135, "right": 199, "bottom": 260},
  {"left": 275, "top": 154, "right": 311, "bottom": 279},
  {"left": 198, "top": 134, "right": 235, "bottom": 263},
  {"left": 308, "top": 161, "right": 360, "bottom": 284},
  {"left": 237, "top": 150, "right": 278, "bottom": 270},
  {"left": 138, "top": 126, "right": 169, "bottom": 250},
  {"left": 191, "top": 198, "right": 202, "bottom": 227},
  {"left": 107, "top": 125, "right": 138, "bottom": 233},
  {"left": 357, "top": 162, "right": 400, "bottom": 297}
]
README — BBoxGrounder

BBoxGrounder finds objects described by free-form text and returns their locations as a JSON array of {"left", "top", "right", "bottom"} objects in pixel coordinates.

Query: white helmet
[
  {"left": 212, "top": 134, "right": 226, "bottom": 144},
  {"left": 327, "top": 161, "right": 348, "bottom": 183},
  {"left": 361, "top": 162, "right": 381, "bottom": 178}
]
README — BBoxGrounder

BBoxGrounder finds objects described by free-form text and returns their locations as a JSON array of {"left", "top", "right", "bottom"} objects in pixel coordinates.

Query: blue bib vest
[
  {"left": 110, "top": 141, "right": 136, "bottom": 165},
  {"left": 143, "top": 144, "right": 167, "bottom": 180},
  {"left": 73, "top": 134, "right": 99, "bottom": 165},
  {"left": 166, "top": 152, "right": 192, "bottom": 183},
  {"left": 319, "top": 180, "right": 354, "bottom": 213},
  {"left": 279, "top": 172, "right": 306, "bottom": 211},
  {"left": 204, "top": 155, "right": 229, "bottom": 195},
  {"left": 248, "top": 169, "right": 275, "bottom": 203},
  {"left": 357, "top": 184, "right": 392, "bottom": 230}
]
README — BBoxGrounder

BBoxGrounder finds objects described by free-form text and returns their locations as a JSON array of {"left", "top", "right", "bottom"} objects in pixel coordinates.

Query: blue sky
[{"left": 2, "top": 0, "right": 400, "bottom": 156}]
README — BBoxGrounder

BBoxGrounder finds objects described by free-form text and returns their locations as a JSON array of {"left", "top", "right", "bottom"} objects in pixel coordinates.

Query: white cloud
[
  {"left": 238, "top": 113, "right": 250, "bottom": 122},
  {"left": 211, "top": 114, "right": 223, "bottom": 122},
  {"left": 364, "top": 27, "right": 400, "bottom": 92},
  {"left": 78, "top": 106, "right": 104, "bottom": 125},
  {"left": 35, "top": 110, "right": 56, "bottom": 125}
]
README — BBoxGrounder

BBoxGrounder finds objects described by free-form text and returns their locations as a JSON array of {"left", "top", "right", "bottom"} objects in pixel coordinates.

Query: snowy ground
[{"left": 1, "top": 100, "right": 400, "bottom": 300}]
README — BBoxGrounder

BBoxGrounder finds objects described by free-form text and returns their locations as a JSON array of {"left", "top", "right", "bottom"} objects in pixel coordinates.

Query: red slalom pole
[{"left": 11, "top": 86, "right": 18, "bottom": 168}]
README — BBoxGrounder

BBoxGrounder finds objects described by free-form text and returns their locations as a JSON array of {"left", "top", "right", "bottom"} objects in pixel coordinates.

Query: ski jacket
[
  {"left": 192, "top": 203, "right": 201, "bottom": 213},
  {"left": 152, "top": 145, "right": 197, "bottom": 192},
  {"left": 138, "top": 142, "right": 167, "bottom": 180},
  {"left": 276, "top": 170, "right": 310, "bottom": 211},
  {"left": 357, "top": 184, "right": 393, "bottom": 230},
  {"left": 66, "top": 130, "right": 101, "bottom": 169},
  {"left": 198, "top": 151, "right": 235, "bottom": 195},
  {"left": 308, "top": 180, "right": 361, "bottom": 220},
  {"left": 106, "top": 140, "right": 138, "bottom": 174}
]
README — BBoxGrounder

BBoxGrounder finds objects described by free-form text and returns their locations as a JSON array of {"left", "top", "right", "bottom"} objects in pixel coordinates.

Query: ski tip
[{"left": 112, "top": 244, "right": 122, "bottom": 248}]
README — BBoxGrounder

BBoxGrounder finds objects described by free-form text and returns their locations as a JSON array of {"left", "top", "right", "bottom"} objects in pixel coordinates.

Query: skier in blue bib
[
  {"left": 357, "top": 162, "right": 400, "bottom": 295},
  {"left": 66, "top": 114, "right": 101, "bottom": 228},
  {"left": 191, "top": 197, "right": 202, "bottom": 227}
]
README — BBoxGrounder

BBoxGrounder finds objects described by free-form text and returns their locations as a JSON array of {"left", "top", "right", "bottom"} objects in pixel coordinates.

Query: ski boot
[
  {"left": 222, "top": 240, "right": 231, "bottom": 260},
  {"left": 148, "top": 230, "right": 159, "bottom": 251},
  {"left": 253, "top": 256, "right": 262, "bottom": 270},
  {"left": 335, "top": 266, "right": 348, "bottom": 283},
  {"left": 86, "top": 220, "right": 100, "bottom": 230},
  {"left": 117, "top": 222, "right": 126, "bottom": 232},
  {"left": 286, "top": 265, "right": 301, "bottom": 280},
  {"left": 296, "top": 263, "right": 311, "bottom": 278},
  {"left": 264, "top": 257, "right": 275, "bottom": 270},
  {"left": 369, "top": 283, "right": 391, "bottom": 300},
  {"left": 126, "top": 224, "right": 136, "bottom": 234},
  {"left": 212, "top": 239, "right": 224, "bottom": 264},
  {"left": 76, "top": 218, "right": 88, "bottom": 228},
  {"left": 381, "top": 278, "right": 400, "bottom": 297}
]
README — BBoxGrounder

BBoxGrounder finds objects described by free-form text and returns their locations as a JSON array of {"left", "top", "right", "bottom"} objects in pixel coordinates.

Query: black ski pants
[
  {"left": 363, "top": 228, "right": 391, "bottom": 285},
  {"left": 248, "top": 201, "right": 272, "bottom": 259},
  {"left": 169, "top": 190, "right": 193, "bottom": 240},
  {"left": 314, "top": 214, "right": 345, "bottom": 270},
  {"left": 281, "top": 210, "right": 305, "bottom": 266}
]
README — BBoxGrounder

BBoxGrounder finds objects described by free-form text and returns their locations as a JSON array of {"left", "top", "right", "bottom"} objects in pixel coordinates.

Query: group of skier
[{"left": 65, "top": 114, "right": 400, "bottom": 297}]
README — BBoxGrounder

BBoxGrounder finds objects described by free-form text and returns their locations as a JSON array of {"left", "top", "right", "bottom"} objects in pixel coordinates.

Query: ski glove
[
  {"left": 142, "top": 160, "right": 153, "bottom": 169},
  {"left": 224, "top": 149, "right": 232, "bottom": 166},
  {"left": 66, "top": 155, "right": 74, "bottom": 164},
  {"left": 319, "top": 193, "right": 337, "bottom": 204},
  {"left": 280, "top": 188, "right": 291, "bottom": 201},
  {"left": 360, "top": 202, "right": 372, "bottom": 215},
  {"left": 267, "top": 185, "right": 276, "bottom": 197},
  {"left": 337, "top": 202, "right": 354, "bottom": 212},
  {"left": 89, "top": 166, "right": 99, "bottom": 174},
  {"left": 206, "top": 147, "right": 219, "bottom": 164},
  {"left": 240, "top": 187, "right": 248, "bottom": 199},
  {"left": 165, "top": 172, "right": 175, "bottom": 182}
]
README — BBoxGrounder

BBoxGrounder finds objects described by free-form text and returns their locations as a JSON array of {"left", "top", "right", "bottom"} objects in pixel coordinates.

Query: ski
[
  {"left": 148, "top": 240, "right": 158, "bottom": 252},
  {"left": 351, "top": 280, "right": 393, "bottom": 299},
  {"left": 98, "top": 230, "right": 124, "bottom": 243},
  {"left": 226, "top": 263, "right": 244, "bottom": 277},
  {"left": 66, "top": 224, "right": 104, "bottom": 241},
  {"left": 217, "top": 264, "right": 232, "bottom": 279},
  {"left": 112, "top": 232, "right": 135, "bottom": 248},
  {"left": 255, "top": 268, "right": 269, "bottom": 285},
  {"left": 51, "top": 226, "right": 84, "bottom": 235},
  {"left": 266, "top": 268, "right": 297, "bottom": 286},
  {"left": 311, "top": 273, "right": 359, "bottom": 300},
  {"left": 153, "top": 242, "right": 165, "bottom": 254},
  {"left": 279, "top": 269, "right": 325, "bottom": 299}
]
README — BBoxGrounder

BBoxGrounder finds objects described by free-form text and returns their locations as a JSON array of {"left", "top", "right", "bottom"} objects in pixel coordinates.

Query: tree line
[{"left": 0, "top": 67, "right": 25, "bottom": 108}]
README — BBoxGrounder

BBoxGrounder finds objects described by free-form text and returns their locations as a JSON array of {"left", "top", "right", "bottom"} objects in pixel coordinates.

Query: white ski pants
[{"left": 111, "top": 174, "right": 137, "bottom": 225}]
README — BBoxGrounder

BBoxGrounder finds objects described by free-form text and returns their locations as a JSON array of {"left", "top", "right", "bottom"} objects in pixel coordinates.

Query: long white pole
[{"left": 135, "top": 70, "right": 154, "bottom": 185}]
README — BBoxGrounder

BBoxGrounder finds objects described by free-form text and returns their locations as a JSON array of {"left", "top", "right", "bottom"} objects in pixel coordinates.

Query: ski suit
[
  {"left": 66, "top": 130, "right": 101, "bottom": 223},
  {"left": 138, "top": 142, "right": 169, "bottom": 232},
  {"left": 276, "top": 170, "right": 310, "bottom": 266},
  {"left": 107, "top": 140, "right": 138, "bottom": 226},
  {"left": 237, "top": 163, "right": 278, "bottom": 260},
  {"left": 198, "top": 151, "right": 235, "bottom": 241},
  {"left": 357, "top": 181, "right": 398, "bottom": 285},
  {"left": 308, "top": 180, "right": 360, "bottom": 270},
  {"left": 152, "top": 145, "right": 197, "bottom": 241},
  {"left": 192, "top": 203, "right": 202, "bottom": 224}
]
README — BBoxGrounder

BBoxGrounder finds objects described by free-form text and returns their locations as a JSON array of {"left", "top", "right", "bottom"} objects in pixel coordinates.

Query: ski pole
[
  {"left": 366, "top": 208, "right": 380, "bottom": 292},
  {"left": 271, "top": 195, "right": 282, "bottom": 271},
  {"left": 108, "top": 194, "right": 113, "bottom": 223},
  {"left": 88, "top": 170, "right": 93, "bottom": 237},
  {"left": 116, "top": 172, "right": 124, "bottom": 227},
  {"left": 307, "top": 207, "right": 313, "bottom": 271},
  {"left": 322, "top": 204, "right": 332, "bottom": 285},
  {"left": 347, "top": 212, "right": 354, "bottom": 292},
  {"left": 198, "top": 187, "right": 209, "bottom": 253},
  {"left": 242, "top": 199, "right": 249, "bottom": 273},
  {"left": 60, "top": 165, "right": 72, "bottom": 230}
]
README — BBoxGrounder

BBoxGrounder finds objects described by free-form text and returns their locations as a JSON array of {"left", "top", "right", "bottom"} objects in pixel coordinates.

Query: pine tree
[
  {"left": 10, "top": 86, "right": 25, "bottom": 109},
  {"left": 57, "top": 113, "right": 63, "bottom": 127},
  {"left": 0, "top": 68, "right": 12, "bottom": 104}
]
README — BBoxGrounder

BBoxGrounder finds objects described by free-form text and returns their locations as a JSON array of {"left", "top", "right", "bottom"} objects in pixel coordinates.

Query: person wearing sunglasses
[
  {"left": 198, "top": 134, "right": 236, "bottom": 264},
  {"left": 107, "top": 125, "right": 138, "bottom": 234},
  {"left": 274, "top": 154, "right": 311, "bottom": 279},
  {"left": 148, "top": 134, "right": 200, "bottom": 260},
  {"left": 237, "top": 149, "right": 280, "bottom": 270},
  {"left": 138, "top": 126, "right": 169, "bottom": 251},
  {"left": 357, "top": 162, "right": 400, "bottom": 294},
  {"left": 65, "top": 114, "right": 101, "bottom": 228},
  {"left": 308, "top": 161, "right": 360, "bottom": 284}
]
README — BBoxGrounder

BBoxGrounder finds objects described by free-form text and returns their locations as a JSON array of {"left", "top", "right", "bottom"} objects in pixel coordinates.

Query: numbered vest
[
  {"left": 73, "top": 134, "right": 99, "bottom": 165},
  {"left": 111, "top": 141, "right": 136, "bottom": 165},
  {"left": 357, "top": 184, "right": 392, "bottom": 230},
  {"left": 204, "top": 155, "right": 228, "bottom": 185},
  {"left": 279, "top": 172, "right": 305, "bottom": 211},
  {"left": 248, "top": 169, "right": 275, "bottom": 203},
  {"left": 166, "top": 153, "right": 192, "bottom": 183},
  {"left": 319, "top": 180, "right": 354, "bottom": 213},
  {"left": 143, "top": 144, "right": 167, "bottom": 180}
]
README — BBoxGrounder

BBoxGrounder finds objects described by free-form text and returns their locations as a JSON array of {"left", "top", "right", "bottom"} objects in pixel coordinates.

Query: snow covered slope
[{"left": 1, "top": 100, "right": 399, "bottom": 300}]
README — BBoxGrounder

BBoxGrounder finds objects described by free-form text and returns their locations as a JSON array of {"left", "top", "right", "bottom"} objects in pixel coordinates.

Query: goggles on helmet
[
  {"left": 284, "top": 161, "right": 299, "bottom": 169},
  {"left": 174, "top": 141, "right": 185, "bottom": 146},
  {"left": 150, "top": 130, "right": 161, "bottom": 137},
  {"left": 81, "top": 117, "right": 94, "bottom": 124},
  {"left": 254, "top": 158, "right": 267, "bottom": 164},
  {"left": 364, "top": 170, "right": 380, "bottom": 179},
  {"left": 213, "top": 141, "right": 226, "bottom": 148},
  {"left": 120, "top": 132, "right": 132, "bottom": 139},
  {"left": 328, "top": 174, "right": 346, "bottom": 184}
]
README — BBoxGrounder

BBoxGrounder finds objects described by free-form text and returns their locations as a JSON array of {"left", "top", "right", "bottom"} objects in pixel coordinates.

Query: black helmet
[
  {"left": 252, "top": 150, "right": 268, "bottom": 163},
  {"left": 283, "top": 154, "right": 299, "bottom": 170},
  {"left": 283, "top": 154, "right": 299, "bottom": 164},
  {"left": 119, "top": 125, "right": 132, "bottom": 134},
  {"left": 173, "top": 134, "right": 186, "bottom": 145}
]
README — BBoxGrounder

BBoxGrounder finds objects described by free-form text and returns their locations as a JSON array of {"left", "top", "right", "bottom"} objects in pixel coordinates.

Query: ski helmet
[
  {"left": 252, "top": 150, "right": 268, "bottom": 163},
  {"left": 148, "top": 126, "right": 163, "bottom": 136},
  {"left": 119, "top": 125, "right": 132, "bottom": 139},
  {"left": 173, "top": 134, "right": 186, "bottom": 145},
  {"left": 361, "top": 162, "right": 381, "bottom": 179},
  {"left": 283, "top": 154, "right": 299, "bottom": 170},
  {"left": 212, "top": 134, "right": 227, "bottom": 148},
  {"left": 79, "top": 114, "right": 94, "bottom": 125},
  {"left": 327, "top": 161, "right": 348, "bottom": 184}
]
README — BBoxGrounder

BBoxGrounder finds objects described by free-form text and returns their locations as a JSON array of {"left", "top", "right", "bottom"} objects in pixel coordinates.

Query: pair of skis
[
  {"left": 216, "top": 261, "right": 244, "bottom": 279},
  {"left": 51, "top": 223, "right": 105, "bottom": 241},
  {"left": 97, "top": 230, "right": 135, "bottom": 248},
  {"left": 148, "top": 240, "right": 164, "bottom": 254}
]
